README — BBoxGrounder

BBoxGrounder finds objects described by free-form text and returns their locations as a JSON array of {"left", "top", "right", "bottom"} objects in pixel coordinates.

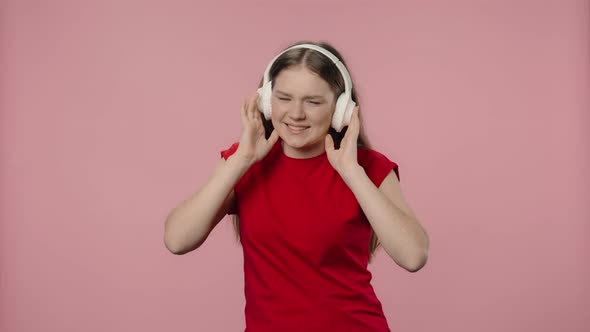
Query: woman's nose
[{"left": 288, "top": 101, "right": 305, "bottom": 119}]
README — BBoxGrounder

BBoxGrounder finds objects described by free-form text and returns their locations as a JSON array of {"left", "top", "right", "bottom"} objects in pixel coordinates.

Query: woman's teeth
[{"left": 287, "top": 124, "right": 308, "bottom": 130}]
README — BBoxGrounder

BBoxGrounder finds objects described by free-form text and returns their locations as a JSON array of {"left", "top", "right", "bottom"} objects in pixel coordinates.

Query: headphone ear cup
[
  {"left": 332, "top": 93, "right": 350, "bottom": 132},
  {"left": 257, "top": 83, "right": 273, "bottom": 120}
]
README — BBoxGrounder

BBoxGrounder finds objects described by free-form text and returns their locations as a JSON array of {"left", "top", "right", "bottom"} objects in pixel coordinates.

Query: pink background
[{"left": 1, "top": 0, "right": 588, "bottom": 331}]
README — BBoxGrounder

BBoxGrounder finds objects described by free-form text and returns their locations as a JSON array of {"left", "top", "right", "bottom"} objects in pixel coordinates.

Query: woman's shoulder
[
  {"left": 358, "top": 146, "right": 395, "bottom": 165},
  {"left": 357, "top": 146, "right": 400, "bottom": 182}
]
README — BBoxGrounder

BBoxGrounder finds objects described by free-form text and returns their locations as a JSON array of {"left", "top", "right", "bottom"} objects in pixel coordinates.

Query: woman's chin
[{"left": 281, "top": 136, "right": 325, "bottom": 155}]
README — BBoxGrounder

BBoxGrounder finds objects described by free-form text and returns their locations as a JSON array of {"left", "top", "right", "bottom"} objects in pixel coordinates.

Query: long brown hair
[{"left": 233, "top": 40, "right": 381, "bottom": 261}]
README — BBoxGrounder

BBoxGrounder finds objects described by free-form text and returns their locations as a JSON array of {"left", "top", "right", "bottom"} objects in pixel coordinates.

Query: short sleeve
[
  {"left": 358, "top": 148, "right": 399, "bottom": 187},
  {"left": 220, "top": 142, "right": 240, "bottom": 160},
  {"left": 219, "top": 142, "right": 240, "bottom": 215}
]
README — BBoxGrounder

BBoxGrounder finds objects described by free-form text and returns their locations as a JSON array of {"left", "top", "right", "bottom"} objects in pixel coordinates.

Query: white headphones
[{"left": 256, "top": 44, "right": 356, "bottom": 132}]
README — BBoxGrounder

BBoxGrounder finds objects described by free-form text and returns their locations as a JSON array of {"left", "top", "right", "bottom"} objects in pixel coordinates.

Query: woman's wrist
[
  {"left": 226, "top": 153, "right": 254, "bottom": 175},
  {"left": 338, "top": 164, "right": 366, "bottom": 185}
]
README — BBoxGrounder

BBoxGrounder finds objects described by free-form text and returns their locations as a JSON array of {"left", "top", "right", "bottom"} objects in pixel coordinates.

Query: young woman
[{"left": 164, "top": 41, "right": 429, "bottom": 332}]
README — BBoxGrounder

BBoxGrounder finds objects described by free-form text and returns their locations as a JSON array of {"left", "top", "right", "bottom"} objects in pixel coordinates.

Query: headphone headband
[{"left": 261, "top": 44, "right": 353, "bottom": 97}]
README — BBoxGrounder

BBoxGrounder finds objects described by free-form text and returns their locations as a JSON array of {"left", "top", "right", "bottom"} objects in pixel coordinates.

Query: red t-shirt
[{"left": 221, "top": 140, "right": 399, "bottom": 332}]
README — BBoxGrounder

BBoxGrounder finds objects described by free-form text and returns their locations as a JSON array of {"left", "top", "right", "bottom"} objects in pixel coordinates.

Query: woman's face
[{"left": 270, "top": 65, "right": 337, "bottom": 159}]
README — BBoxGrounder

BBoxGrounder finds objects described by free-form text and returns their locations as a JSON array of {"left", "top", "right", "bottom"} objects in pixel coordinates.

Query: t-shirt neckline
[{"left": 278, "top": 140, "right": 327, "bottom": 162}]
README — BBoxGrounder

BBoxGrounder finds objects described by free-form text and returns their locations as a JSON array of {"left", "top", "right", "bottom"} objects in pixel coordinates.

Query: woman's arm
[
  {"left": 326, "top": 107, "right": 429, "bottom": 272},
  {"left": 164, "top": 92, "right": 278, "bottom": 255},
  {"left": 163, "top": 156, "right": 249, "bottom": 255},
  {"left": 340, "top": 167, "right": 429, "bottom": 272}
]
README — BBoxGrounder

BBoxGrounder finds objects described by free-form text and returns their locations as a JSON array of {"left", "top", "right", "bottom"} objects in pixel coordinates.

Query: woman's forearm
[
  {"left": 341, "top": 166, "right": 429, "bottom": 272},
  {"left": 164, "top": 156, "right": 250, "bottom": 254}
]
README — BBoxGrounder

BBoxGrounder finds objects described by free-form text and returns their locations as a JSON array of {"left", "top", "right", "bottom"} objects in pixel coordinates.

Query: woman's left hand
[{"left": 325, "top": 106, "right": 362, "bottom": 178}]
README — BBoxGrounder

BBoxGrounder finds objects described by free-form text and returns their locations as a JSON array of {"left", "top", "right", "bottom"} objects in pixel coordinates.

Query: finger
[
  {"left": 325, "top": 134, "right": 335, "bottom": 152},
  {"left": 267, "top": 129, "right": 279, "bottom": 146},
  {"left": 240, "top": 98, "right": 248, "bottom": 124},
  {"left": 349, "top": 106, "right": 361, "bottom": 138},
  {"left": 340, "top": 107, "right": 360, "bottom": 146},
  {"left": 248, "top": 92, "right": 259, "bottom": 120},
  {"left": 351, "top": 106, "right": 360, "bottom": 126},
  {"left": 253, "top": 103, "right": 261, "bottom": 121}
]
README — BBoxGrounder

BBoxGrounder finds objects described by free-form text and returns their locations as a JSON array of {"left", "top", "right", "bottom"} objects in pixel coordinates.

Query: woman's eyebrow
[
  {"left": 275, "top": 90, "right": 325, "bottom": 99},
  {"left": 274, "top": 90, "right": 291, "bottom": 96}
]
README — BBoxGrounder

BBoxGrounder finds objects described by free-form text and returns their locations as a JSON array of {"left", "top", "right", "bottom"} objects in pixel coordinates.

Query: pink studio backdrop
[{"left": 1, "top": 0, "right": 588, "bottom": 331}]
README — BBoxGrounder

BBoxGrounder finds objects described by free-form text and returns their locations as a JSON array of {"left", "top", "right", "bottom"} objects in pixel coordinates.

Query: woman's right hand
[{"left": 233, "top": 92, "right": 279, "bottom": 166}]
